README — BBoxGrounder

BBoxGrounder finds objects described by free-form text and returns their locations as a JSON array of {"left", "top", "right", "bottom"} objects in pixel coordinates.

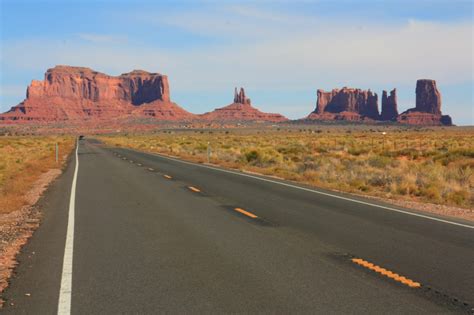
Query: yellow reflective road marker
[{"left": 188, "top": 186, "right": 201, "bottom": 193}]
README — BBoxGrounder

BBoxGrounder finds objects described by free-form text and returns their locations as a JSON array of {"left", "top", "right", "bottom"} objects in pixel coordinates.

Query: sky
[{"left": 0, "top": 0, "right": 473, "bottom": 125}]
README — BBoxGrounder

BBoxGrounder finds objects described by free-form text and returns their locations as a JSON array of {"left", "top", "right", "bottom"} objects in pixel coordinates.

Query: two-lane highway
[{"left": 3, "top": 138, "right": 473, "bottom": 314}]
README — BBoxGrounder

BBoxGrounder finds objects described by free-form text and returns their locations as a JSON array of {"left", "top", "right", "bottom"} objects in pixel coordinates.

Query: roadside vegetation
[
  {"left": 0, "top": 136, "right": 75, "bottom": 214},
  {"left": 100, "top": 127, "right": 473, "bottom": 210}
]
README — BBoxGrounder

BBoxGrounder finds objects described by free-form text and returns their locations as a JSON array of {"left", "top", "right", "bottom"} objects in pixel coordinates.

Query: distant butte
[
  {"left": 307, "top": 87, "right": 379, "bottom": 121},
  {"left": 199, "top": 87, "right": 288, "bottom": 122},
  {"left": 306, "top": 80, "right": 452, "bottom": 125},
  {"left": 0, "top": 65, "right": 195, "bottom": 122},
  {"left": 397, "top": 79, "right": 452, "bottom": 126}
]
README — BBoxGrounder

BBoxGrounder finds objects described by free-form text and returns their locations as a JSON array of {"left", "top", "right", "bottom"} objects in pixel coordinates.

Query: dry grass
[
  {"left": 99, "top": 127, "right": 473, "bottom": 209},
  {"left": 0, "top": 136, "right": 75, "bottom": 214}
]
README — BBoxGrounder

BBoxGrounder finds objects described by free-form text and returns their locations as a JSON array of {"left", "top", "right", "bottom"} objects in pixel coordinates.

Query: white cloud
[{"left": 4, "top": 19, "right": 471, "bottom": 89}]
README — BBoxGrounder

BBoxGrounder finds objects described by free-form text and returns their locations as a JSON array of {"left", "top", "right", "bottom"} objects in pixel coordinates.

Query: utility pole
[{"left": 55, "top": 143, "right": 59, "bottom": 163}]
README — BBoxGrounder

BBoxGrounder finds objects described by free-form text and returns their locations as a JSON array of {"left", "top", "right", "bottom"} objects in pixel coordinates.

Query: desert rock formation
[
  {"left": 0, "top": 67, "right": 454, "bottom": 126},
  {"left": 397, "top": 79, "right": 452, "bottom": 125},
  {"left": 199, "top": 87, "right": 288, "bottom": 122},
  {"left": 307, "top": 87, "right": 379, "bottom": 121},
  {"left": 234, "top": 87, "right": 251, "bottom": 105},
  {"left": 0, "top": 66, "right": 194, "bottom": 122},
  {"left": 381, "top": 89, "right": 398, "bottom": 121},
  {"left": 307, "top": 80, "right": 452, "bottom": 125}
]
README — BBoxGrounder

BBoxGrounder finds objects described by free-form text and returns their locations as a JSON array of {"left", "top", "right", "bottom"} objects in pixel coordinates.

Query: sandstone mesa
[{"left": 0, "top": 66, "right": 194, "bottom": 122}]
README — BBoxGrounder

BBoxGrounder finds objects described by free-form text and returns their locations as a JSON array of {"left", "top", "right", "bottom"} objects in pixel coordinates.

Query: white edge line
[
  {"left": 124, "top": 148, "right": 474, "bottom": 230},
  {"left": 58, "top": 138, "right": 79, "bottom": 314}
]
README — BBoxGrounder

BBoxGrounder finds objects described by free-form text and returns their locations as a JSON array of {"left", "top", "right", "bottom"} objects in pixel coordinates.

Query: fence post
[{"left": 207, "top": 142, "right": 211, "bottom": 163}]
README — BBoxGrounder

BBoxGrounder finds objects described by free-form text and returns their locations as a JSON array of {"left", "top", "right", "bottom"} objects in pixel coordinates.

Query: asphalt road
[{"left": 3, "top": 138, "right": 474, "bottom": 314}]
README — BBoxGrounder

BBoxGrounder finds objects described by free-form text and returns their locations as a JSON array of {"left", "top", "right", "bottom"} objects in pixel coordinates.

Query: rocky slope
[
  {"left": 0, "top": 66, "right": 195, "bottom": 122},
  {"left": 199, "top": 88, "right": 288, "bottom": 122}
]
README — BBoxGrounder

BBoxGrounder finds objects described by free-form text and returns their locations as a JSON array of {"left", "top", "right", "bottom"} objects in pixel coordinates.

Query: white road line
[
  {"left": 58, "top": 139, "right": 79, "bottom": 314},
  {"left": 125, "top": 149, "right": 474, "bottom": 230}
]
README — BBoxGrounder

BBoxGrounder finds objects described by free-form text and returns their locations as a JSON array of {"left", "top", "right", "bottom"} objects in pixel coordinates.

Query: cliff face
[
  {"left": 308, "top": 80, "right": 452, "bottom": 125},
  {"left": 27, "top": 66, "right": 170, "bottom": 104},
  {"left": 200, "top": 87, "right": 288, "bottom": 122},
  {"left": 397, "top": 79, "right": 452, "bottom": 126},
  {"left": 381, "top": 89, "right": 398, "bottom": 121},
  {"left": 415, "top": 79, "right": 441, "bottom": 114},
  {"left": 0, "top": 66, "right": 194, "bottom": 122},
  {"left": 308, "top": 87, "right": 379, "bottom": 120}
]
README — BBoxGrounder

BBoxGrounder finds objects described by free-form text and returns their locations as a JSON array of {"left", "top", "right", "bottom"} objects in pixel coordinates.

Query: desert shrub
[
  {"left": 396, "top": 148, "right": 420, "bottom": 159},
  {"left": 275, "top": 144, "right": 307, "bottom": 162},
  {"left": 349, "top": 178, "right": 369, "bottom": 191},
  {"left": 368, "top": 156, "right": 391, "bottom": 168},
  {"left": 368, "top": 174, "right": 392, "bottom": 187},
  {"left": 242, "top": 148, "right": 282, "bottom": 167},
  {"left": 194, "top": 143, "right": 208, "bottom": 152},
  {"left": 315, "top": 146, "right": 329, "bottom": 153},
  {"left": 445, "top": 190, "right": 470, "bottom": 206},
  {"left": 348, "top": 147, "right": 370, "bottom": 156},
  {"left": 245, "top": 150, "right": 260, "bottom": 163},
  {"left": 297, "top": 160, "right": 321, "bottom": 172},
  {"left": 419, "top": 185, "right": 442, "bottom": 202}
]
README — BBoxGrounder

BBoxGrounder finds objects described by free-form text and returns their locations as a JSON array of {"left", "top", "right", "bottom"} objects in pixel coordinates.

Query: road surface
[{"left": 3, "top": 138, "right": 474, "bottom": 314}]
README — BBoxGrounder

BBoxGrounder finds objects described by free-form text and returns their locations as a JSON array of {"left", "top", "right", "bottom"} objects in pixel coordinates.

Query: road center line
[
  {"left": 234, "top": 207, "right": 258, "bottom": 218},
  {"left": 134, "top": 150, "right": 473, "bottom": 230},
  {"left": 57, "top": 139, "right": 79, "bottom": 314}
]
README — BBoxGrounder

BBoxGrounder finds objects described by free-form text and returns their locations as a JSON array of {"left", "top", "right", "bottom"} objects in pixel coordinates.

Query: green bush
[{"left": 245, "top": 150, "right": 261, "bottom": 163}]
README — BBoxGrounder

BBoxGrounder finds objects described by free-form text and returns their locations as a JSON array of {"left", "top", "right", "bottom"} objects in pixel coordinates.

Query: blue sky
[{"left": 1, "top": 0, "right": 473, "bottom": 124}]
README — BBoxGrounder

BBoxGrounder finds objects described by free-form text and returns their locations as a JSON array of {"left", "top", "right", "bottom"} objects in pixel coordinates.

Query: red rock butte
[
  {"left": 306, "top": 80, "right": 452, "bottom": 125},
  {"left": 0, "top": 65, "right": 195, "bottom": 122},
  {"left": 397, "top": 79, "right": 452, "bottom": 126},
  {"left": 199, "top": 87, "right": 288, "bottom": 122},
  {"left": 307, "top": 87, "right": 380, "bottom": 121}
]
